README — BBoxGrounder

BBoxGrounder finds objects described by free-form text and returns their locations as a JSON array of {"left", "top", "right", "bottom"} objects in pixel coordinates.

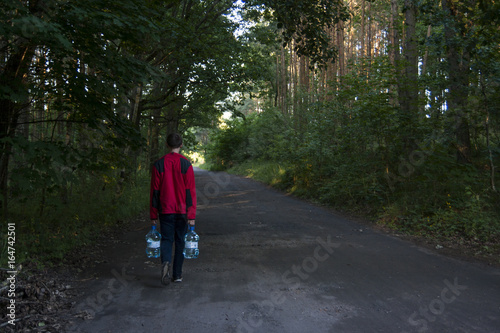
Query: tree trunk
[
  {"left": 130, "top": 84, "right": 143, "bottom": 128},
  {"left": 337, "top": 19, "right": 345, "bottom": 81},
  {"left": 299, "top": 54, "right": 307, "bottom": 111},
  {"left": 291, "top": 43, "right": 298, "bottom": 118},
  {"left": 280, "top": 43, "right": 287, "bottom": 114},
  {"left": 361, "top": 0, "right": 365, "bottom": 58},
  {"left": 442, "top": 0, "right": 471, "bottom": 164},
  {"left": 0, "top": 44, "right": 35, "bottom": 219},
  {"left": 400, "top": 0, "right": 419, "bottom": 148},
  {"left": 326, "top": 28, "right": 336, "bottom": 102},
  {"left": 150, "top": 107, "right": 161, "bottom": 168},
  {"left": 389, "top": 0, "right": 399, "bottom": 66},
  {"left": 275, "top": 54, "right": 280, "bottom": 107},
  {"left": 116, "top": 85, "right": 143, "bottom": 195},
  {"left": 421, "top": 25, "right": 432, "bottom": 114},
  {"left": 367, "top": 0, "right": 372, "bottom": 62},
  {"left": 421, "top": 25, "right": 432, "bottom": 75},
  {"left": 389, "top": 0, "right": 400, "bottom": 107}
]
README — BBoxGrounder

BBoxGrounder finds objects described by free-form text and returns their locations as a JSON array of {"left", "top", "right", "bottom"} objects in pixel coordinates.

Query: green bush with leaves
[
  {"left": 0, "top": 128, "right": 149, "bottom": 267},
  {"left": 0, "top": 168, "right": 149, "bottom": 266}
]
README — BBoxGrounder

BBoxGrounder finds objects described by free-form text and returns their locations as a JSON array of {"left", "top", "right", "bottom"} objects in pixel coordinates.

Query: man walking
[{"left": 150, "top": 133, "right": 197, "bottom": 285}]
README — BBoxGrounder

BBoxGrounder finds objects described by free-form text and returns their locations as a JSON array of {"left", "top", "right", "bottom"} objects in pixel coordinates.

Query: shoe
[
  {"left": 173, "top": 276, "right": 183, "bottom": 283},
  {"left": 161, "top": 262, "right": 171, "bottom": 285}
]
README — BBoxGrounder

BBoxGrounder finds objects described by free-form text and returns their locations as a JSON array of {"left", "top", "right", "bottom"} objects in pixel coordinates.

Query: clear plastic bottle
[
  {"left": 145, "top": 225, "right": 161, "bottom": 258},
  {"left": 183, "top": 226, "right": 199, "bottom": 259}
]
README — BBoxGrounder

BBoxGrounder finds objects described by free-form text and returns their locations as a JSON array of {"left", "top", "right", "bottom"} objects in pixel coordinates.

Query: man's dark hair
[{"left": 167, "top": 133, "right": 183, "bottom": 148}]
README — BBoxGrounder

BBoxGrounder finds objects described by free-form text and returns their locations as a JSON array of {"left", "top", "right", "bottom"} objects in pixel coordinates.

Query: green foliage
[
  {"left": 244, "top": 0, "right": 349, "bottom": 67},
  {"left": 246, "top": 109, "right": 290, "bottom": 161},
  {"left": 380, "top": 187, "right": 499, "bottom": 246},
  {"left": 0, "top": 0, "right": 159, "bottom": 111},
  {"left": 141, "top": 0, "right": 247, "bottom": 136},
  {"left": 205, "top": 52, "right": 500, "bottom": 247},
  {"left": 205, "top": 108, "right": 292, "bottom": 170},
  {"left": 237, "top": 20, "right": 281, "bottom": 100},
  {"left": 205, "top": 117, "right": 251, "bottom": 170},
  {"left": 0, "top": 171, "right": 149, "bottom": 266},
  {"left": 228, "top": 160, "right": 293, "bottom": 190},
  {"left": 1, "top": 117, "right": 149, "bottom": 267},
  {"left": 426, "top": 189, "right": 498, "bottom": 241}
]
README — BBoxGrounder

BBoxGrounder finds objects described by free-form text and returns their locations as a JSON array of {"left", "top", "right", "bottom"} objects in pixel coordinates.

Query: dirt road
[{"left": 68, "top": 168, "right": 500, "bottom": 333}]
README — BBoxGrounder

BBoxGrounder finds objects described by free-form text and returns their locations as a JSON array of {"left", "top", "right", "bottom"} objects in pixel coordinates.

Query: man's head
[{"left": 167, "top": 133, "right": 183, "bottom": 149}]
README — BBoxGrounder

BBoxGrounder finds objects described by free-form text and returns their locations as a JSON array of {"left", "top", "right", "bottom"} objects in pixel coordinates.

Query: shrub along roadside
[
  {"left": 0, "top": 171, "right": 149, "bottom": 268},
  {"left": 224, "top": 159, "right": 500, "bottom": 263},
  {"left": 204, "top": 106, "right": 500, "bottom": 264}
]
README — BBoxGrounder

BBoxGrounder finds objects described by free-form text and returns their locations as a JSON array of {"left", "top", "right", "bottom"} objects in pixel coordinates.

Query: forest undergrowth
[
  {"left": 203, "top": 105, "right": 500, "bottom": 267},
  {"left": 0, "top": 171, "right": 149, "bottom": 268}
]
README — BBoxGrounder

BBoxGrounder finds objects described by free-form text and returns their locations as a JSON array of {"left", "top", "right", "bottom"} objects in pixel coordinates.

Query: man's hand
[
  {"left": 188, "top": 220, "right": 195, "bottom": 226},
  {"left": 151, "top": 220, "right": 157, "bottom": 226}
]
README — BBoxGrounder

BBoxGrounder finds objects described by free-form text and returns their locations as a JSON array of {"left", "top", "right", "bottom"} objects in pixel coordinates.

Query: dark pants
[{"left": 159, "top": 214, "right": 188, "bottom": 279}]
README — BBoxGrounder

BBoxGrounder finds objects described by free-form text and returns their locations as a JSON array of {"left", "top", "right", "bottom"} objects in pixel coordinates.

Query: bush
[
  {"left": 205, "top": 117, "right": 250, "bottom": 170},
  {"left": 0, "top": 170, "right": 149, "bottom": 267},
  {"left": 203, "top": 58, "right": 500, "bottom": 254}
]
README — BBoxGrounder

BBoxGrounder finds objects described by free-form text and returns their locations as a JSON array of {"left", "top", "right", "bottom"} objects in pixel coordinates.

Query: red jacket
[{"left": 150, "top": 152, "right": 197, "bottom": 220}]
